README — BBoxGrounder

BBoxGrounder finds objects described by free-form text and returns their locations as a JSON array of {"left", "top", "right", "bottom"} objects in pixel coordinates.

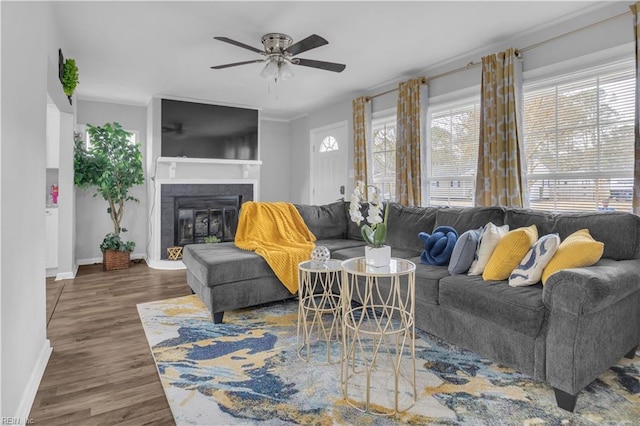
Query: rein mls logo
[{"left": 1, "top": 418, "right": 34, "bottom": 425}]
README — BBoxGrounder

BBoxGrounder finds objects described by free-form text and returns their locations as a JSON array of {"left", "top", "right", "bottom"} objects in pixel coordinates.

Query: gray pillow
[{"left": 448, "top": 227, "right": 482, "bottom": 275}]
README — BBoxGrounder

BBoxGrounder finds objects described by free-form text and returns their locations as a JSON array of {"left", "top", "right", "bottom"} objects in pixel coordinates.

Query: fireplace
[
  {"left": 175, "top": 196, "right": 240, "bottom": 244},
  {"left": 160, "top": 183, "right": 253, "bottom": 259}
]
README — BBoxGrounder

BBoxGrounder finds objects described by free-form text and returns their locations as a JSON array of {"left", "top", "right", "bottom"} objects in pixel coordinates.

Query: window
[
  {"left": 371, "top": 116, "right": 396, "bottom": 201},
  {"left": 319, "top": 135, "right": 338, "bottom": 152},
  {"left": 78, "top": 124, "right": 138, "bottom": 150},
  {"left": 523, "top": 62, "right": 634, "bottom": 213},
  {"left": 427, "top": 99, "right": 480, "bottom": 207}
]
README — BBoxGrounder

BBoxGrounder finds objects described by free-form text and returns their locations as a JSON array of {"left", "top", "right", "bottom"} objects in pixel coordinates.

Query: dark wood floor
[{"left": 30, "top": 262, "right": 191, "bottom": 425}]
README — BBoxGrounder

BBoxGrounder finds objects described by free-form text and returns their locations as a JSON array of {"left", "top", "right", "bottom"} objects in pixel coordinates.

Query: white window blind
[
  {"left": 523, "top": 63, "right": 634, "bottom": 213},
  {"left": 371, "top": 116, "right": 396, "bottom": 201},
  {"left": 427, "top": 100, "right": 480, "bottom": 207}
]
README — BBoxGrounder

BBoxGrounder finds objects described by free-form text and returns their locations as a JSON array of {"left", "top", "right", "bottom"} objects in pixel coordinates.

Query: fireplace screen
[{"left": 175, "top": 196, "right": 240, "bottom": 245}]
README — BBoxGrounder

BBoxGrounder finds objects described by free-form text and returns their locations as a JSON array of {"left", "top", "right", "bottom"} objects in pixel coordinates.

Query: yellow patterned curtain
[
  {"left": 352, "top": 97, "right": 370, "bottom": 186},
  {"left": 631, "top": 3, "right": 640, "bottom": 215},
  {"left": 396, "top": 78, "right": 425, "bottom": 206},
  {"left": 475, "top": 48, "right": 528, "bottom": 208}
]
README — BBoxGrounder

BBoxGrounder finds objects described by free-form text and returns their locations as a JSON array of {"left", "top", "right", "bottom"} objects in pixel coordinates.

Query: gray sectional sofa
[{"left": 182, "top": 201, "right": 640, "bottom": 412}]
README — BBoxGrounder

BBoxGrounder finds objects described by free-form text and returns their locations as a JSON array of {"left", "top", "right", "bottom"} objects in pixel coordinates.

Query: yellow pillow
[
  {"left": 541, "top": 229, "right": 604, "bottom": 285},
  {"left": 483, "top": 225, "right": 538, "bottom": 281}
]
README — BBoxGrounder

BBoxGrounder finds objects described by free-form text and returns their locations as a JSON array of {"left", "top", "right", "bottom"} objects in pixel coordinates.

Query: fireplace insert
[{"left": 174, "top": 196, "right": 241, "bottom": 245}]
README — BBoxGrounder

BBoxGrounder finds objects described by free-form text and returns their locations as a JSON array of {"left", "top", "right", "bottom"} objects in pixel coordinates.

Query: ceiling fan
[{"left": 211, "top": 33, "right": 346, "bottom": 81}]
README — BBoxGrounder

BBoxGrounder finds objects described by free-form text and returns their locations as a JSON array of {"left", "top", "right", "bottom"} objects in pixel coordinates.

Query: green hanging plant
[{"left": 61, "top": 58, "right": 79, "bottom": 97}]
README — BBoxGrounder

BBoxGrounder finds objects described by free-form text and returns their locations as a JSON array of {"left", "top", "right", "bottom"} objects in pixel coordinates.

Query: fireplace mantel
[
  {"left": 155, "top": 157, "right": 262, "bottom": 181},
  {"left": 147, "top": 154, "right": 260, "bottom": 269},
  {"left": 156, "top": 157, "right": 262, "bottom": 166}
]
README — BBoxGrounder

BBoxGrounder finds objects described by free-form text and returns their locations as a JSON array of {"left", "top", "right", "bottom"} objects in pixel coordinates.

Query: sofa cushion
[
  {"left": 541, "top": 229, "right": 604, "bottom": 285},
  {"left": 385, "top": 203, "right": 439, "bottom": 252},
  {"left": 182, "top": 242, "right": 274, "bottom": 287},
  {"left": 411, "top": 257, "right": 450, "bottom": 305},
  {"left": 331, "top": 246, "right": 365, "bottom": 261},
  {"left": 439, "top": 274, "right": 547, "bottom": 338},
  {"left": 448, "top": 228, "right": 482, "bottom": 275},
  {"left": 331, "top": 245, "right": 418, "bottom": 261},
  {"left": 483, "top": 225, "right": 538, "bottom": 281},
  {"left": 295, "top": 201, "right": 347, "bottom": 240},
  {"left": 504, "top": 208, "right": 638, "bottom": 261},
  {"left": 509, "top": 233, "right": 560, "bottom": 287},
  {"left": 315, "top": 239, "right": 366, "bottom": 254},
  {"left": 434, "top": 206, "right": 506, "bottom": 234},
  {"left": 468, "top": 223, "right": 509, "bottom": 276}
]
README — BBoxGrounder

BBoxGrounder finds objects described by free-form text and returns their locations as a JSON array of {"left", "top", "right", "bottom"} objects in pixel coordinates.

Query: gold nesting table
[
  {"left": 296, "top": 259, "right": 343, "bottom": 365},
  {"left": 340, "top": 257, "right": 416, "bottom": 415}
]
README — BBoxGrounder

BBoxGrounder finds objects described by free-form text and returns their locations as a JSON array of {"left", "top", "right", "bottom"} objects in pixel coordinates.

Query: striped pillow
[
  {"left": 468, "top": 223, "right": 509, "bottom": 276},
  {"left": 509, "top": 234, "right": 561, "bottom": 287}
]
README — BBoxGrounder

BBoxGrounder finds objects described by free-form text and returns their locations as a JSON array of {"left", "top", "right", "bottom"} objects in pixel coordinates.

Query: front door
[{"left": 310, "top": 121, "right": 348, "bottom": 205}]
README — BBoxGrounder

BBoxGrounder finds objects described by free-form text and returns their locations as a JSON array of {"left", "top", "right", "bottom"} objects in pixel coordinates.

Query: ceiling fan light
[
  {"left": 278, "top": 61, "right": 295, "bottom": 82},
  {"left": 260, "top": 60, "right": 279, "bottom": 80}
]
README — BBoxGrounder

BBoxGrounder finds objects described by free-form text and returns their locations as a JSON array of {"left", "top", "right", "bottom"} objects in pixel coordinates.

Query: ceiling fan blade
[
  {"left": 210, "top": 59, "right": 265, "bottom": 69},
  {"left": 293, "top": 58, "right": 346, "bottom": 73},
  {"left": 214, "top": 36, "right": 265, "bottom": 55},
  {"left": 284, "top": 34, "right": 328, "bottom": 56}
]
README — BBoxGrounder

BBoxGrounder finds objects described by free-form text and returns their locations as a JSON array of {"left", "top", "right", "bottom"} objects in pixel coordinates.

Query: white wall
[
  {"left": 46, "top": 54, "right": 76, "bottom": 281},
  {"left": 1, "top": 1, "right": 60, "bottom": 418},
  {"left": 75, "top": 100, "right": 148, "bottom": 262},
  {"left": 289, "top": 115, "right": 310, "bottom": 203},
  {"left": 424, "top": 1, "right": 633, "bottom": 102},
  {"left": 260, "top": 119, "right": 291, "bottom": 202},
  {"left": 289, "top": 1, "right": 634, "bottom": 204}
]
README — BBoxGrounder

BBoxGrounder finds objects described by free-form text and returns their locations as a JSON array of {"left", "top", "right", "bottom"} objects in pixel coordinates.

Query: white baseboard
[
  {"left": 56, "top": 264, "right": 78, "bottom": 281},
  {"left": 15, "top": 339, "right": 52, "bottom": 419},
  {"left": 146, "top": 258, "right": 186, "bottom": 270},
  {"left": 77, "top": 251, "right": 146, "bottom": 266}
]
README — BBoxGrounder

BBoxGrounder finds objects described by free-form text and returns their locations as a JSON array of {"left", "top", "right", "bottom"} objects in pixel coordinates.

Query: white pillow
[
  {"left": 467, "top": 223, "right": 509, "bottom": 276},
  {"left": 509, "top": 233, "right": 561, "bottom": 286}
]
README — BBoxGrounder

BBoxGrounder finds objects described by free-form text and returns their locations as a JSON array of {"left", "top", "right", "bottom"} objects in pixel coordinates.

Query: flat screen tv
[{"left": 161, "top": 99, "right": 259, "bottom": 161}]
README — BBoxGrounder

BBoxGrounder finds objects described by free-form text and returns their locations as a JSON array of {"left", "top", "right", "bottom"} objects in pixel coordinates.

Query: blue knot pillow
[{"left": 419, "top": 226, "right": 459, "bottom": 266}]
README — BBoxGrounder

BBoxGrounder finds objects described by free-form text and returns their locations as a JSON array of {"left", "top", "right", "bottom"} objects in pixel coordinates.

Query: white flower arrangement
[{"left": 348, "top": 181, "right": 389, "bottom": 248}]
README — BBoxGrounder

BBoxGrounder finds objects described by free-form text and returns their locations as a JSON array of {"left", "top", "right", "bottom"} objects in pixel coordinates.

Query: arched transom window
[{"left": 319, "top": 136, "right": 338, "bottom": 152}]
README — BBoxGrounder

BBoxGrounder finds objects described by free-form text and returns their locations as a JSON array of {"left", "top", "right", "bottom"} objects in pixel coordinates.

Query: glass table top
[
  {"left": 298, "top": 259, "right": 343, "bottom": 272},
  {"left": 341, "top": 257, "right": 416, "bottom": 276}
]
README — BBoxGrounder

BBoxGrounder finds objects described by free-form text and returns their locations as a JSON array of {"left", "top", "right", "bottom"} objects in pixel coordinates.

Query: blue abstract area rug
[{"left": 137, "top": 295, "right": 640, "bottom": 425}]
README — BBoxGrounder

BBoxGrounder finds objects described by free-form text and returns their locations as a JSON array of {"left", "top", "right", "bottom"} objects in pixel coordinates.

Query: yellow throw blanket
[{"left": 235, "top": 202, "right": 316, "bottom": 293}]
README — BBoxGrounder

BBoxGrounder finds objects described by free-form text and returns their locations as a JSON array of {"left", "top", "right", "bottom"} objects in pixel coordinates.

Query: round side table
[
  {"left": 340, "top": 257, "right": 416, "bottom": 415},
  {"left": 297, "top": 259, "right": 343, "bottom": 365}
]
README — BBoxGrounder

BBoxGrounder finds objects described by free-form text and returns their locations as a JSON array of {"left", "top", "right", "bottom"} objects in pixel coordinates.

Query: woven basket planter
[{"left": 103, "top": 249, "right": 131, "bottom": 271}]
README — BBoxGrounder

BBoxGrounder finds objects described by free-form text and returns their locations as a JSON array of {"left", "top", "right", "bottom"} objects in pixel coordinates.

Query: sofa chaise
[{"left": 182, "top": 201, "right": 640, "bottom": 411}]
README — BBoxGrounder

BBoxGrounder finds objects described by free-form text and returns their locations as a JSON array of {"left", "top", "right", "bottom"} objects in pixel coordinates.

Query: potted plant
[
  {"left": 61, "top": 58, "right": 79, "bottom": 103},
  {"left": 348, "top": 181, "right": 390, "bottom": 267},
  {"left": 74, "top": 122, "right": 144, "bottom": 270}
]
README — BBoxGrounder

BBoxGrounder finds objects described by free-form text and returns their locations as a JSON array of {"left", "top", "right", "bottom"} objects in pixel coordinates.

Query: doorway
[{"left": 310, "top": 121, "right": 348, "bottom": 205}]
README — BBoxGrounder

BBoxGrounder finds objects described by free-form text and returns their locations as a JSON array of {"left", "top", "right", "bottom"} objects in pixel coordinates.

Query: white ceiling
[{"left": 52, "top": 1, "right": 607, "bottom": 120}]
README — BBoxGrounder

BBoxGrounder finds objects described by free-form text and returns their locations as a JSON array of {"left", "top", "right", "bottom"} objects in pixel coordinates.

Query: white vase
[{"left": 365, "top": 245, "right": 391, "bottom": 267}]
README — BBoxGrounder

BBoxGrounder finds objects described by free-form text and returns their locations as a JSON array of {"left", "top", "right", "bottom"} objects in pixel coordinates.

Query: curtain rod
[
  {"left": 366, "top": 8, "right": 632, "bottom": 101},
  {"left": 367, "top": 77, "right": 427, "bottom": 101}
]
